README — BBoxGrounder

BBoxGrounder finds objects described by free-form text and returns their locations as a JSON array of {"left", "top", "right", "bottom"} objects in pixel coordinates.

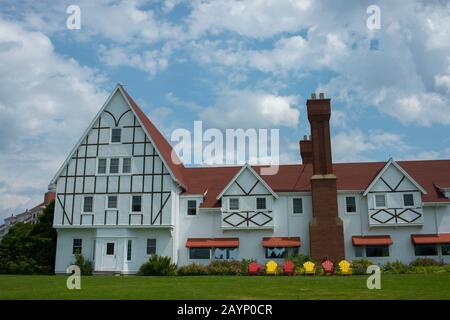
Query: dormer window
[
  {"left": 111, "top": 128, "right": 121, "bottom": 143},
  {"left": 403, "top": 194, "right": 414, "bottom": 207},
  {"left": 256, "top": 197, "right": 266, "bottom": 210},
  {"left": 374, "top": 194, "right": 386, "bottom": 208},
  {"left": 229, "top": 198, "right": 239, "bottom": 211}
]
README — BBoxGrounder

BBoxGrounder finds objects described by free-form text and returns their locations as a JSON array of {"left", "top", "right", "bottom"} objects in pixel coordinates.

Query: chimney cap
[
  {"left": 310, "top": 93, "right": 317, "bottom": 100},
  {"left": 319, "top": 92, "right": 325, "bottom": 99}
]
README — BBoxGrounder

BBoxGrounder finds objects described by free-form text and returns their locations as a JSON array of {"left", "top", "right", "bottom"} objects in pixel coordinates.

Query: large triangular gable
[
  {"left": 50, "top": 84, "right": 186, "bottom": 189},
  {"left": 363, "top": 158, "right": 427, "bottom": 196},
  {"left": 216, "top": 163, "right": 278, "bottom": 200}
]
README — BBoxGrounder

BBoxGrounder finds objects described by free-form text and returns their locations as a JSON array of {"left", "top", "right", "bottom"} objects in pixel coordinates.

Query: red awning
[
  {"left": 411, "top": 233, "right": 450, "bottom": 245},
  {"left": 352, "top": 235, "right": 393, "bottom": 246},
  {"left": 262, "top": 237, "right": 301, "bottom": 248},
  {"left": 185, "top": 238, "right": 239, "bottom": 248}
]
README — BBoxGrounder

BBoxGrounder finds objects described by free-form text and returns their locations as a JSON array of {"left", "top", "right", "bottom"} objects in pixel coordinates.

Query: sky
[{"left": 0, "top": 0, "right": 449, "bottom": 220}]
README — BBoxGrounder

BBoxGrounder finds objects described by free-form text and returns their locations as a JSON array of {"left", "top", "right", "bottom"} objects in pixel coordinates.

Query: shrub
[
  {"left": 351, "top": 259, "right": 374, "bottom": 275},
  {"left": 138, "top": 255, "right": 177, "bottom": 276},
  {"left": 73, "top": 254, "right": 93, "bottom": 276},
  {"left": 383, "top": 261, "right": 409, "bottom": 274},
  {"left": 240, "top": 259, "right": 254, "bottom": 275},
  {"left": 294, "top": 266, "right": 305, "bottom": 275},
  {"left": 410, "top": 258, "right": 442, "bottom": 267},
  {"left": 177, "top": 263, "right": 209, "bottom": 276},
  {"left": 409, "top": 265, "right": 447, "bottom": 274},
  {"left": 289, "top": 254, "right": 311, "bottom": 266},
  {"left": 207, "top": 260, "right": 242, "bottom": 275}
]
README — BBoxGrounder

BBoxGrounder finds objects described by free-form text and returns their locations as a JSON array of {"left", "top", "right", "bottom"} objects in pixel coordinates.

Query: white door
[{"left": 102, "top": 241, "right": 117, "bottom": 270}]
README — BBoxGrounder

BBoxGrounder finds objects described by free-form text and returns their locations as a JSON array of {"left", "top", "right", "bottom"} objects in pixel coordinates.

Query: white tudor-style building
[{"left": 51, "top": 84, "right": 450, "bottom": 274}]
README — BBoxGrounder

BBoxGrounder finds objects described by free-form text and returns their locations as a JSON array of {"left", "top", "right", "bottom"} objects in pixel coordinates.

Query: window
[
  {"left": 214, "top": 247, "right": 238, "bottom": 260},
  {"left": 106, "top": 242, "right": 115, "bottom": 255},
  {"left": 146, "top": 239, "right": 156, "bottom": 255},
  {"left": 107, "top": 196, "right": 118, "bottom": 209},
  {"left": 292, "top": 198, "right": 303, "bottom": 214},
  {"left": 346, "top": 196, "right": 357, "bottom": 213},
  {"left": 442, "top": 245, "right": 450, "bottom": 256},
  {"left": 403, "top": 194, "right": 414, "bottom": 207},
  {"left": 375, "top": 194, "right": 386, "bottom": 208},
  {"left": 256, "top": 198, "right": 266, "bottom": 210},
  {"left": 229, "top": 198, "right": 239, "bottom": 210},
  {"left": 83, "top": 196, "right": 93, "bottom": 212},
  {"left": 132, "top": 195, "right": 142, "bottom": 212},
  {"left": 127, "top": 240, "right": 132, "bottom": 261},
  {"left": 355, "top": 246, "right": 363, "bottom": 258},
  {"left": 122, "top": 158, "right": 132, "bottom": 174},
  {"left": 111, "top": 128, "right": 121, "bottom": 143},
  {"left": 110, "top": 158, "right": 120, "bottom": 174},
  {"left": 72, "top": 239, "right": 82, "bottom": 254},
  {"left": 189, "top": 248, "right": 210, "bottom": 259},
  {"left": 97, "top": 158, "right": 107, "bottom": 174},
  {"left": 414, "top": 244, "right": 438, "bottom": 256},
  {"left": 264, "top": 247, "right": 299, "bottom": 259},
  {"left": 365, "top": 245, "right": 389, "bottom": 257},
  {"left": 187, "top": 200, "right": 197, "bottom": 216}
]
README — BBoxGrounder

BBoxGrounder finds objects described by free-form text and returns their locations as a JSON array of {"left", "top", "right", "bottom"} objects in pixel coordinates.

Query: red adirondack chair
[
  {"left": 283, "top": 260, "right": 295, "bottom": 276},
  {"left": 322, "top": 259, "right": 334, "bottom": 275},
  {"left": 248, "top": 261, "right": 261, "bottom": 275}
]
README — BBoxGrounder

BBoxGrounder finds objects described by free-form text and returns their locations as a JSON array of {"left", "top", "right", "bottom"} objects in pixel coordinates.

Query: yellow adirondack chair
[
  {"left": 265, "top": 260, "right": 278, "bottom": 275},
  {"left": 338, "top": 260, "right": 352, "bottom": 275},
  {"left": 303, "top": 261, "right": 316, "bottom": 275}
]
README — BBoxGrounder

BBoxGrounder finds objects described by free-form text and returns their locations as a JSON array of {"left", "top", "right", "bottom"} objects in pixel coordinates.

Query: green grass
[{"left": 0, "top": 274, "right": 449, "bottom": 299}]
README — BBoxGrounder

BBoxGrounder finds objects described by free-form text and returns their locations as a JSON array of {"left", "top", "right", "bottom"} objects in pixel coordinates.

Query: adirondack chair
[
  {"left": 322, "top": 260, "right": 334, "bottom": 275},
  {"left": 248, "top": 261, "right": 261, "bottom": 275},
  {"left": 338, "top": 260, "right": 352, "bottom": 275},
  {"left": 283, "top": 260, "right": 295, "bottom": 276},
  {"left": 303, "top": 261, "right": 316, "bottom": 275},
  {"left": 265, "top": 260, "right": 278, "bottom": 275}
]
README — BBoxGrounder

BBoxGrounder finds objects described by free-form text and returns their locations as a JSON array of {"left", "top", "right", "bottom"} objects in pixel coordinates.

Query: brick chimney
[
  {"left": 44, "top": 191, "right": 56, "bottom": 205},
  {"left": 307, "top": 93, "right": 345, "bottom": 262},
  {"left": 299, "top": 135, "right": 313, "bottom": 164}
]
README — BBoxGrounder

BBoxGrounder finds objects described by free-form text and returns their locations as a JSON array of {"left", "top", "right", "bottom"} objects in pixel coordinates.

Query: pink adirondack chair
[
  {"left": 283, "top": 260, "right": 295, "bottom": 276},
  {"left": 322, "top": 259, "right": 334, "bottom": 275},
  {"left": 248, "top": 261, "right": 261, "bottom": 275}
]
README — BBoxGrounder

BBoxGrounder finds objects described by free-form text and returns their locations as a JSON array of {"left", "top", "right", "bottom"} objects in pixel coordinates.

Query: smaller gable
[
  {"left": 216, "top": 163, "right": 278, "bottom": 200},
  {"left": 363, "top": 158, "right": 427, "bottom": 196}
]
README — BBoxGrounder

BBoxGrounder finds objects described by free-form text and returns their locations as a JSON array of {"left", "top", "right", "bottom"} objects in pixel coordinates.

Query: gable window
[
  {"left": 414, "top": 244, "right": 438, "bottom": 256},
  {"left": 229, "top": 198, "right": 239, "bottom": 211},
  {"left": 214, "top": 247, "right": 238, "bottom": 260},
  {"left": 97, "top": 159, "right": 107, "bottom": 174},
  {"left": 345, "top": 196, "right": 357, "bottom": 213},
  {"left": 146, "top": 239, "right": 156, "bottom": 255},
  {"left": 132, "top": 195, "right": 142, "bottom": 212},
  {"left": 375, "top": 194, "right": 386, "bottom": 208},
  {"left": 83, "top": 196, "right": 93, "bottom": 213},
  {"left": 126, "top": 240, "right": 132, "bottom": 261},
  {"left": 111, "top": 128, "right": 121, "bottom": 143},
  {"left": 107, "top": 195, "right": 118, "bottom": 209},
  {"left": 187, "top": 200, "right": 197, "bottom": 216},
  {"left": 72, "top": 239, "right": 82, "bottom": 254},
  {"left": 189, "top": 248, "right": 210, "bottom": 259},
  {"left": 365, "top": 245, "right": 389, "bottom": 257},
  {"left": 122, "top": 158, "right": 132, "bottom": 174},
  {"left": 403, "top": 194, "right": 414, "bottom": 207},
  {"left": 292, "top": 198, "right": 303, "bottom": 214},
  {"left": 256, "top": 198, "right": 266, "bottom": 210},
  {"left": 110, "top": 158, "right": 120, "bottom": 174}
]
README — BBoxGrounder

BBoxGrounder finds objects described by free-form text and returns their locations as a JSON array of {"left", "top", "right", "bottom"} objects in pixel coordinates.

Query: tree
[{"left": 0, "top": 201, "right": 56, "bottom": 274}]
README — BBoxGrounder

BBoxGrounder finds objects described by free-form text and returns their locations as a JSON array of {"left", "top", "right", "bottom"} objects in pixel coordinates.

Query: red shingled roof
[
  {"left": 183, "top": 161, "right": 450, "bottom": 208},
  {"left": 121, "top": 86, "right": 187, "bottom": 189}
]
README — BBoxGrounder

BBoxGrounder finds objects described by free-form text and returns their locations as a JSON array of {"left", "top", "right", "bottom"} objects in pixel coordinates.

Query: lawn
[{"left": 0, "top": 273, "right": 449, "bottom": 299}]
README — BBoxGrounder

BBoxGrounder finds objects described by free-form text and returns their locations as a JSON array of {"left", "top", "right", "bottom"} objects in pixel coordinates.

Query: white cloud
[
  {"left": 200, "top": 90, "right": 299, "bottom": 129},
  {"left": 0, "top": 19, "right": 108, "bottom": 220}
]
